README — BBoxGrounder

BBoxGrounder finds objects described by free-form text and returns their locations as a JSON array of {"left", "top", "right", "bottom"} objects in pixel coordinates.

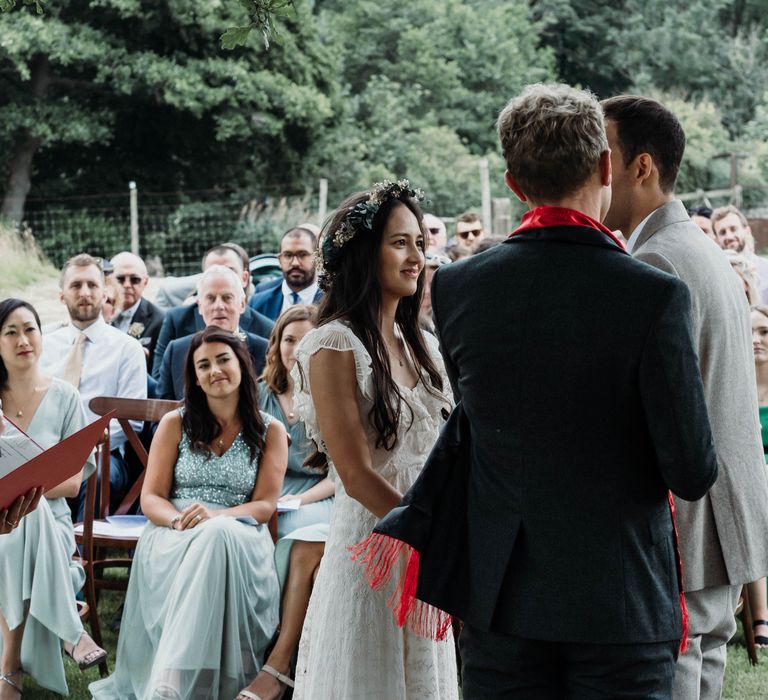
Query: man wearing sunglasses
[
  {"left": 248, "top": 226, "right": 324, "bottom": 321},
  {"left": 454, "top": 211, "right": 486, "bottom": 255},
  {"left": 110, "top": 252, "right": 165, "bottom": 370}
]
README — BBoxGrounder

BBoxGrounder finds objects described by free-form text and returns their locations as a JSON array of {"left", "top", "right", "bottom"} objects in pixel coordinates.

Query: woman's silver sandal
[
  {"left": 236, "top": 664, "right": 295, "bottom": 700},
  {"left": 0, "top": 669, "right": 23, "bottom": 697}
]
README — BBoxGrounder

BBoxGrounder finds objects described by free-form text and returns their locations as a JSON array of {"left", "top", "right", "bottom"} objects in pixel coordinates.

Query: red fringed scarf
[
  {"left": 509, "top": 205, "right": 626, "bottom": 250},
  {"left": 348, "top": 536, "right": 453, "bottom": 641}
]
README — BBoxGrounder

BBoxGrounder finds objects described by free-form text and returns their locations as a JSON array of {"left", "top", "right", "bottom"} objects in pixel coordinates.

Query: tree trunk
[{"left": 1, "top": 54, "right": 51, "bottom": 224}]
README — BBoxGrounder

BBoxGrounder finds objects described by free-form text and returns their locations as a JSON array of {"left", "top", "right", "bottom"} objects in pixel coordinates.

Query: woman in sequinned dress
[{"left": 90, "top": 327, "right": 287, "bottom": 700}]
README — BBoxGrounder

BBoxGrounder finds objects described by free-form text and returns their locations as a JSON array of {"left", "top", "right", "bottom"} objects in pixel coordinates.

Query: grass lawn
[{"left": 17, "top": 592, "right": 768, "bottom": 699}]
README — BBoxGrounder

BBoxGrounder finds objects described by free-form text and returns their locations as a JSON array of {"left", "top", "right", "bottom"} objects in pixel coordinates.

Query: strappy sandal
[
  {"left": 753, "top": 618, "right": 768, "bottom": 647},
  {"left": 63, "top": 632, "right": 108, "bottom": 670},
  {"left": 236, "top": 664, "right": 295, "bottom": 700},
  {"left": 0, "top": 669, "right": 23, "bottom": 698}
]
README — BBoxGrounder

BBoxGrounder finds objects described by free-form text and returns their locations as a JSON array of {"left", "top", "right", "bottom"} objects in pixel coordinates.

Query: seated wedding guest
[
  {"left": 157, "top": 265, "right": 269, "bottom": 401},
  {"left": 454, "top": 211, "right": 486, "bottom": 255},
  {"left": 90, "top": 327, "right": 287, "bottom": 700},
  {"left": 102, "top": 275, "right": 123, "bottom": 324},
  {"left": 423, "top": 214, "right": 447, "bottom": 253},
  {"left": 0, "top": 299, "right": 106, "bottom": 698},
  {"left": 689, "top": 205, "right": 717, "bottom": 243},
  {"left": 110, "top": 252, "right": 166, "bottom": 370},
  {"left": 152, "top": 243, "right": 274, "bottom": 379},
  {"left": 419, "top": 252, "right": 450, "bottom": 333},
  {"left": 39, "top": 254, "right": 147, "bottom": 520},
  {"left": 724, "top": 250, "right": 760, "bottom": 305},
  {"left": 713, "top": 204, "right": 768, "bottom": 303},
  {"left": 747, "top": 304, "right": 768, "bottom": 648},
  {"left": 249, "top": 227, "right": 323, "bottom": 321},
  {"left": 238, "top": 305, "right": 334, "bottom": 700}
]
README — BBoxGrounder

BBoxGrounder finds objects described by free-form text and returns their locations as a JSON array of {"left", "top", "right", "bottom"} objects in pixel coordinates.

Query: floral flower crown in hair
[{"left": 318, "top": 179, "right": 424, "bottom": 289}]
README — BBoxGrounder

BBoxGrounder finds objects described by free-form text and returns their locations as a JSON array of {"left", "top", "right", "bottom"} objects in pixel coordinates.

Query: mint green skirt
[
  {"left": 0, "top": 497, "right": 84, "bottom": 695},
  {"left": 90, "top": 506, "right": 280, "bottom": 700}
]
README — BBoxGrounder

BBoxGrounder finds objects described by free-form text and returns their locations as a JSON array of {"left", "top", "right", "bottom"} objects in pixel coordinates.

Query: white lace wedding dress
[{"left": 291, "top": 320, "right": 458, "bottom": 699}]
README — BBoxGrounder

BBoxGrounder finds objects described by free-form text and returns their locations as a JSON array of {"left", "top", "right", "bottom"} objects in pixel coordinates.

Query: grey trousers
[{"left": 671, "top": 584, "right": 741, "bottom": 700}]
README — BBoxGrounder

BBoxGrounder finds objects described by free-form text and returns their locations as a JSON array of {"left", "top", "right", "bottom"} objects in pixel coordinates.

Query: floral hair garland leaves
[{"left": 318, "top": 179, "right": 425, "bottom": 290}]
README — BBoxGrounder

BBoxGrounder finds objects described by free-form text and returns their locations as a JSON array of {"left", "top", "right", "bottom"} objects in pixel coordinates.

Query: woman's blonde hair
[
  {"left": 724, "top": 250, "right": 760, "bottom": 305},
  {"left": 262, "top": 304, "right": 318, "bottom": 394}
]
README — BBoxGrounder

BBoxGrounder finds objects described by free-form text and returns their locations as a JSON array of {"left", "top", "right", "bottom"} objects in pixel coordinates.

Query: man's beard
[
  {"left": 285, "top": 268, "right": 315, "bottom": 290},
  {"left": 69, "top": 302, "right": 102, "bottom": 323}
]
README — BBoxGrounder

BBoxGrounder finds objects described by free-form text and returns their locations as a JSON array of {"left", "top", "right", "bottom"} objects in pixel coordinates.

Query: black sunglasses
[
  {"left": 116, "top": 275, "right": 143, "bottom": 285},
  {"left": 457, "top": 228, "right": 482, "bottom": 239}
]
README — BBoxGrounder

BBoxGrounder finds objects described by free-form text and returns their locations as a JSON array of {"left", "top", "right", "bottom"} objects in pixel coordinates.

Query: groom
[{"left": 431, "top": 84, "right": 719, "bottom": 698}]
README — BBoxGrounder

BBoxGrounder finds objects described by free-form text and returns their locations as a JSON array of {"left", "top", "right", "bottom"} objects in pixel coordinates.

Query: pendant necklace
[{"left": 6, "top": 386, "right": 43, "bottom": 419}]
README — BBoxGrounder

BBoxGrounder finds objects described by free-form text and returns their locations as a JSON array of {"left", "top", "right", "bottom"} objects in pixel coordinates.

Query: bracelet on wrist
[{"left": 169, "top": 515, "right": 182, "bottom": 530}]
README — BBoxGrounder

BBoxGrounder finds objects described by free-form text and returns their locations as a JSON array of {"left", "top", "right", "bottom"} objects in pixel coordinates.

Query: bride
[{"left": 290, "top": 181, "right": 458, "bottom": 699}]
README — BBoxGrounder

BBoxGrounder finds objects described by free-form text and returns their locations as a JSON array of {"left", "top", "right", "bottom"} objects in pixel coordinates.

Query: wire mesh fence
[{"left": 22, "top": 190, "right": 321, "bottom": 276}]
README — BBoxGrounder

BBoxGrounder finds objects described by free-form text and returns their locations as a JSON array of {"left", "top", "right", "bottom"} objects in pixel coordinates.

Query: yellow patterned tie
[{"left": 62, "top": 332, "right": 86, "bottom": 388}]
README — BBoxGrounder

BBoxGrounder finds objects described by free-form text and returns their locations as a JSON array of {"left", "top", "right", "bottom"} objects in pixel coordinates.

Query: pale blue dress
[
  {"left": 0, "top": 378, "right": 95, "bottom": 695},
  {"left": 90, "top": 410, "right": 280, "bottom": 700},
  {"left": 258, "top": 383, "right": 332, "bottom": 585}
]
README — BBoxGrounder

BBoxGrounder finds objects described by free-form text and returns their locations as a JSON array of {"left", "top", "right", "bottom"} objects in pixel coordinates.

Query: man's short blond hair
[
  {"left": 497, "top": 83, "right": 608, "bottom": 202},
  {"left": 59, "top": 253, "right": 104, "bottom": 288},
  {"left": 712, "top": 204, "right": 748, "bottom": 230}
]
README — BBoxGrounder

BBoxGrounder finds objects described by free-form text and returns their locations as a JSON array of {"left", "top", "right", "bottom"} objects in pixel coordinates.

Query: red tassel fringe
[
  {"left": 667, "top": 492, "right": 689, "bottom": 654},
  {"left": 349, "top": 533, "right": 453, "bottom": 642}
]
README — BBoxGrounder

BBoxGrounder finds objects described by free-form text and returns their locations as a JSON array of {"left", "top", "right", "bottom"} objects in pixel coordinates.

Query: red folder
[{"left": 0, "top": 411, "right": 114, "bottom": 510}]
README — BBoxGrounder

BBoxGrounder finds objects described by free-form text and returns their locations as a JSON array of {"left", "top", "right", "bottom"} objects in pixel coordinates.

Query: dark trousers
[
  {"left": 460, "top": 624, "right": 678, "bottom": 700},
  {"left": 73, "top": 448, "right": 135, "bottom": 522}
]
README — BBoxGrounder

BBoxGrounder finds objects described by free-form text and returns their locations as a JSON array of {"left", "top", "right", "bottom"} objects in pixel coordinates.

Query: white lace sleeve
[{"left": 290, "top": 321, "right": 373, "bottom": 454}]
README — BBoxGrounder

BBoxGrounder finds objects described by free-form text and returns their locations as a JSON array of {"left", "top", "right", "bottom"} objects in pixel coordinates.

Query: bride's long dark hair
[{"left": 316, "top": 190, "right": 444, "bottom": 450}]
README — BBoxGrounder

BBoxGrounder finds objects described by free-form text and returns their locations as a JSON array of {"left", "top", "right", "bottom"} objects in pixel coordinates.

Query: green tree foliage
[
  {"left": 0, "top": 0, "right": 338, "bottom": 220},
  {"left": 314, "top": 0, "right": 555, "bottom": 213}
]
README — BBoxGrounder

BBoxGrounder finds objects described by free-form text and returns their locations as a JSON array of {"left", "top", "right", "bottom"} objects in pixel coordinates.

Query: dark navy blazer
[
  {"left": 248, "top": 278, "right": 323, "bottom": 321},
  {"left": 152, "top": 304, "right": 273, "bottom": 379}
]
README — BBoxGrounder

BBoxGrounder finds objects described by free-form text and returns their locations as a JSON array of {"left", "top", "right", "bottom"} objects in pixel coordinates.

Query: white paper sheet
[
  {"left": 74, "top": 515, "right": 147, "bottom": 538},
  {"left": 277, "top": 498, "right": 302, "bottom": 513}
]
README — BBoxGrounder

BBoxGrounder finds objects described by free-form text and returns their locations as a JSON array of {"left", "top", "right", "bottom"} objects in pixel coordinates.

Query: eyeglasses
[
  {"left": 457, "top": 228, "right": 483, "bottom": 240},
  {"left": 116, "top": 275, "right": 143, "bottom": 285},
  {"left": 428, "top": 228, "right": 442, "bottom": 235},
  {"left": 104, "top": 298, "right": 115, "bottom": 305},
  {"left": 278, "top": 251, "right": 314, "bottom": 263}
]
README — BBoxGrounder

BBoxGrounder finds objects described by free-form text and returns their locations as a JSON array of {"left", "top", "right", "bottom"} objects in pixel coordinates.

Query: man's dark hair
[
  {"left": 601, "top": 96, "right": 685, "bottom": 194},
  {"left": 201, "top": 242, "right": 249, "bottom": 272},
  {"left": 689, "top": 206, "right": 713, "bottom": 218},
  {"left": 281, "top": 226, "right": 317, "bottom": 250}
]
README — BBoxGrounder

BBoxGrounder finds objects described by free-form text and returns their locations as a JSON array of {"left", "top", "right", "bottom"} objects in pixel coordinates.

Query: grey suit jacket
[{"left": 633, "top": 199, "right": 768, "bottom": 590}]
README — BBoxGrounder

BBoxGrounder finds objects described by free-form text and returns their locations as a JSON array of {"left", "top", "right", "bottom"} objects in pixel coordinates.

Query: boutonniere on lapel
[
  {"left": 128, "top": 322, "right": 145, "bottom": 339},
  {"left": 234, "top": 329, "right": 247, "bottom": 342}
]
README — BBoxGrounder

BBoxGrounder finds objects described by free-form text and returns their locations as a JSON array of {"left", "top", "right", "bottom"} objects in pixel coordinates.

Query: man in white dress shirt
[{"left": 40, "top": 254, "right": 147, "bottom": 519}]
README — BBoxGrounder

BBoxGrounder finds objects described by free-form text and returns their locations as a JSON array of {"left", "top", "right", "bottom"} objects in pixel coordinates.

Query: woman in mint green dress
[
  {"left": 91, "top": 327, "right": 287, "bottom": 700},
  {"left": 0, "top": 299, "right": 106, "bottom": 698},
  {"left": 239, "top": 305, "right": 334, "bottom": 700}
]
